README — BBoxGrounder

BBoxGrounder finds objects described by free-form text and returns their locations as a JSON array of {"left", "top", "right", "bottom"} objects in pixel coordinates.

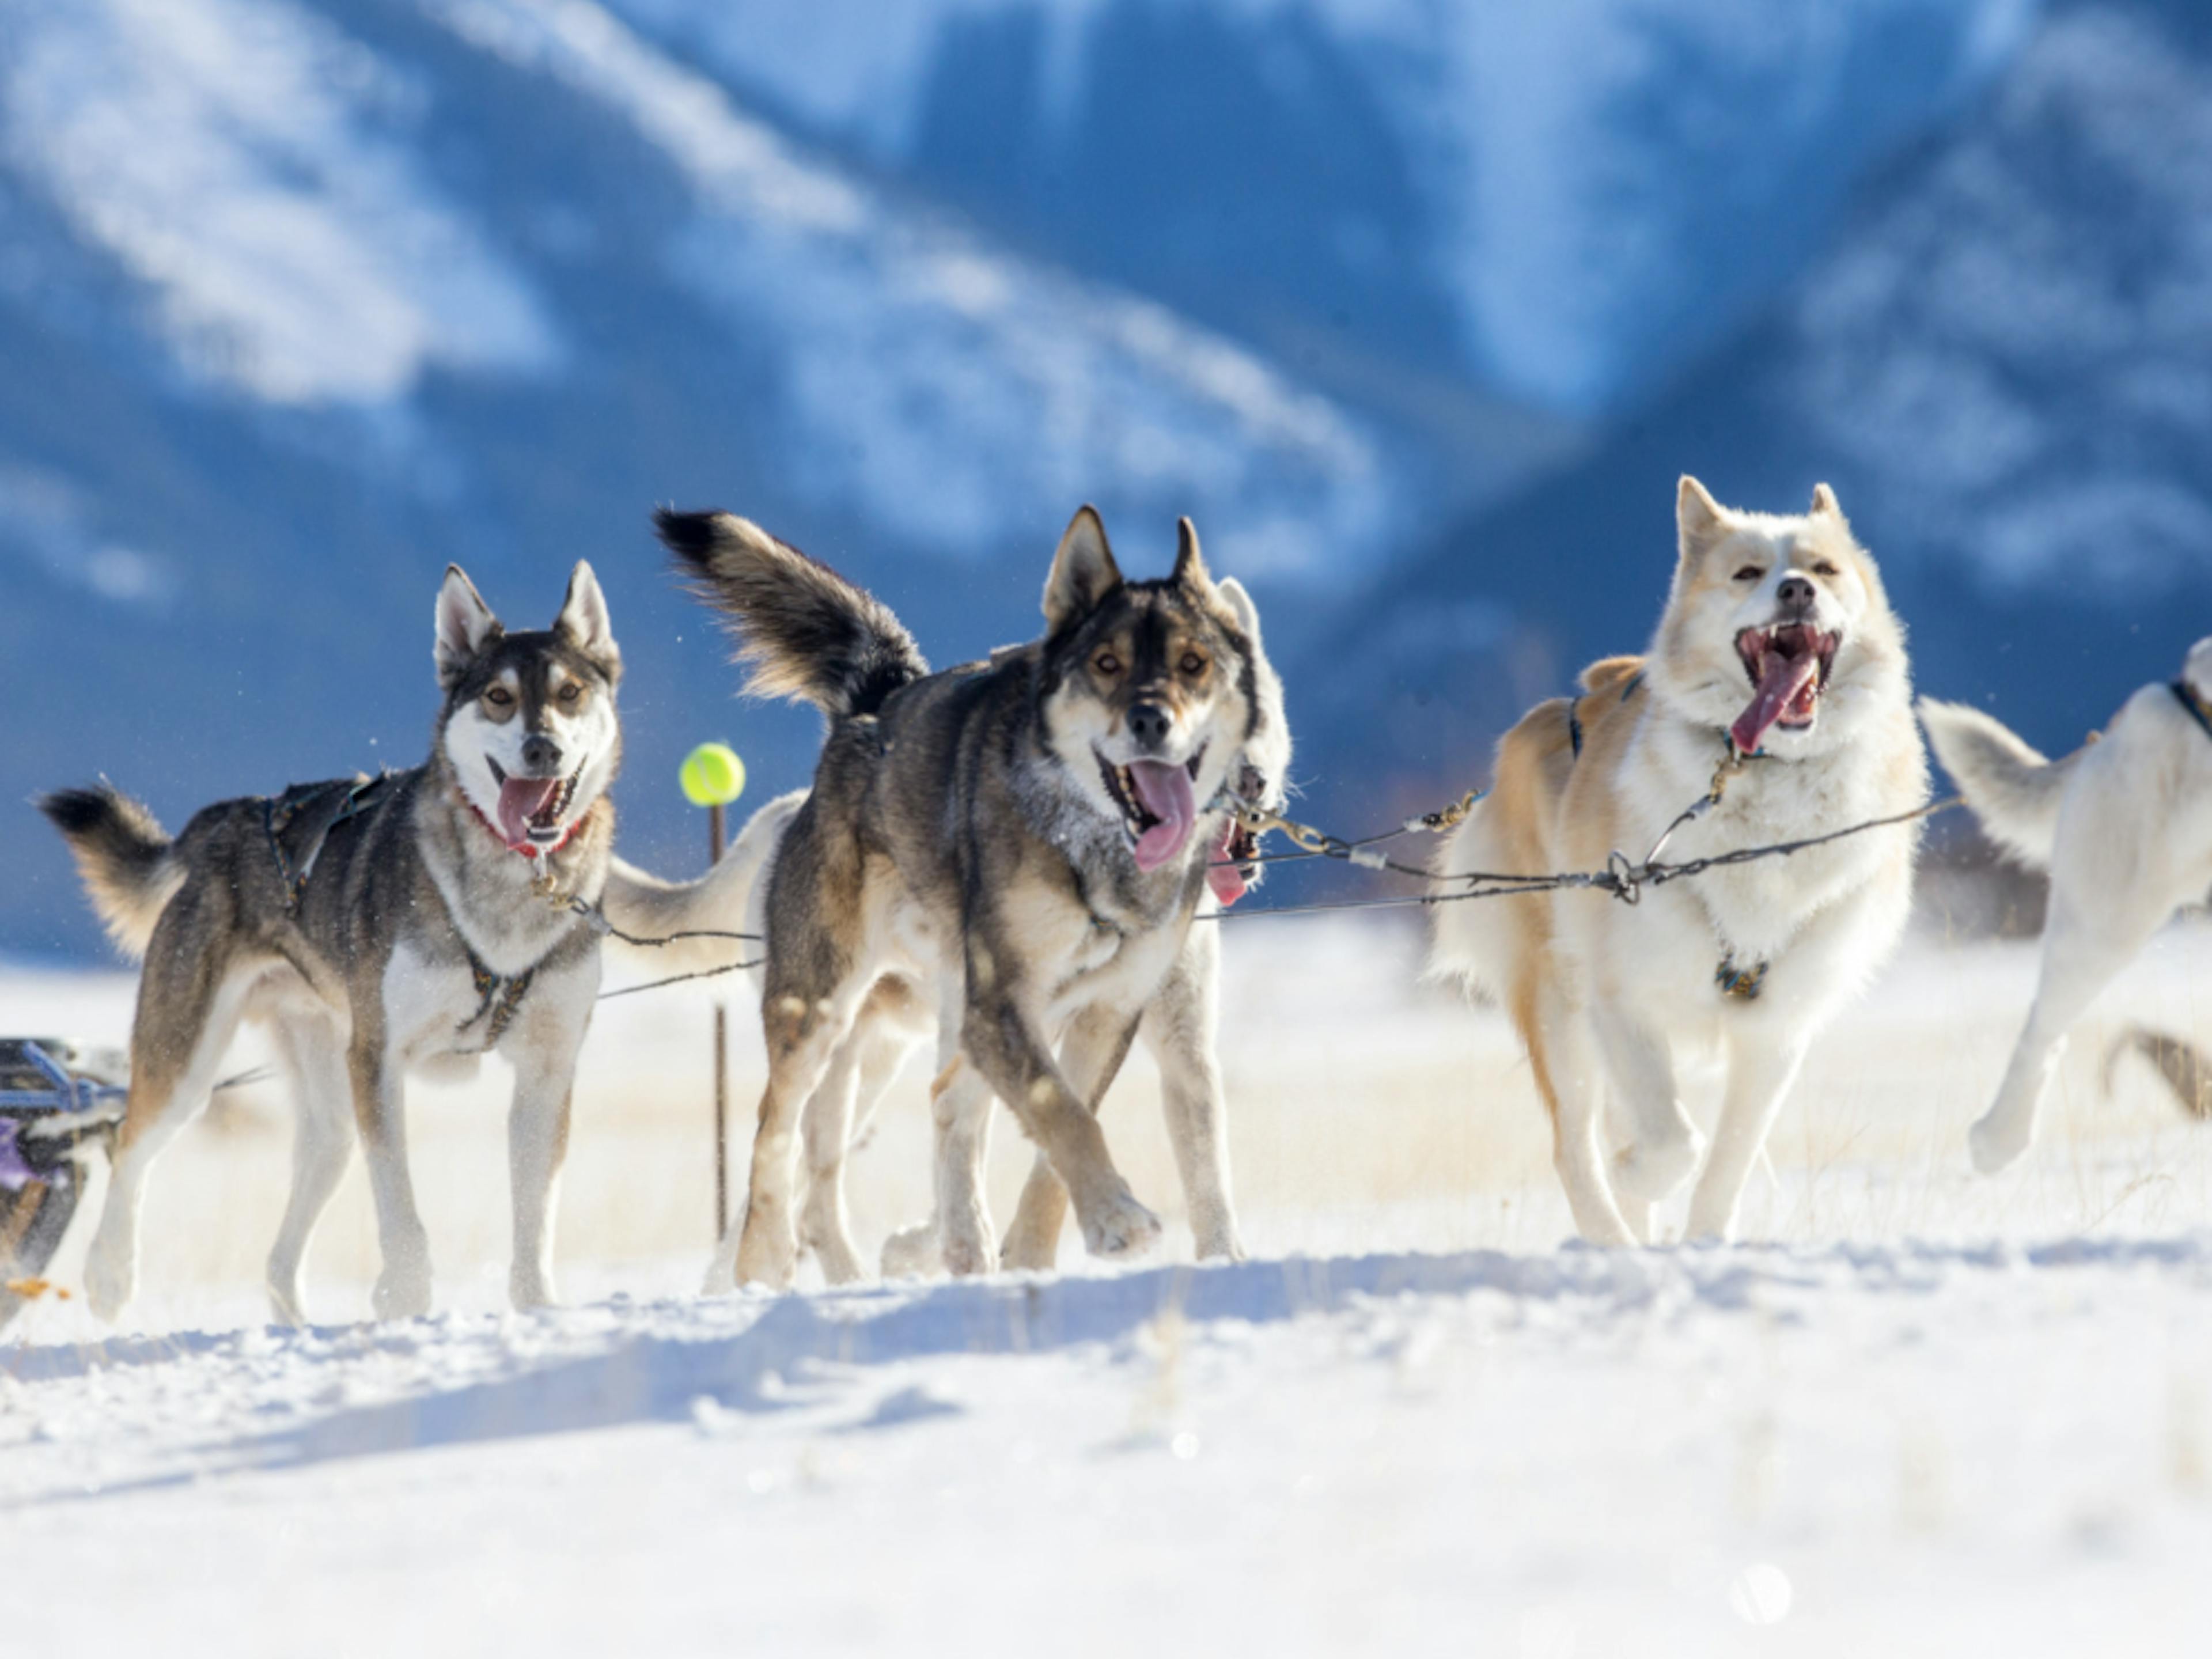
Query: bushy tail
[
  {"left": 1918, "top": 699, "right": 2080, "bottom": 869},
  {"left": 600, "top": 790, "right": 804, "bottom": 978},
  {"left": 656, "top": 509, "right": 927, "bottom": 718},
  {"left": 37, "top": 783, "right": 183, "bottom": 957}
]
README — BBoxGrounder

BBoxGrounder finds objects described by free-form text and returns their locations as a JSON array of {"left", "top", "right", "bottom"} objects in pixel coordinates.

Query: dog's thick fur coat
[
  {"left": 40, "top": 565, "right": 623, "bottom": 1323},
  {"left": 1921, "top": 638, "right": 2212, "bottom": 1171},
  {"left": 654, "top": 505, "right": 1267, "bottom": 1287},
  {"left": 1431, "top": 478, "right": 1927, "bottom": 1243},
  {"left": 604, "top": 576, "right": 1290, "bottom": 1282}
]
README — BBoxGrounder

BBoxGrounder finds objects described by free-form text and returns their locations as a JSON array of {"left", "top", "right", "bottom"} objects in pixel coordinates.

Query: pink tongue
[
  {"left": 1126, "top": 760, "right": 1197, "bottom": 872},
  {"left": 1730, "top": 653, "right": 1819, "bottom": 755},
  {"left": 497, "top": 776, "right": 560, "bottom": 847},
  {"left": 1206, "top": 821, "right": 1248, "bottom": 906}
]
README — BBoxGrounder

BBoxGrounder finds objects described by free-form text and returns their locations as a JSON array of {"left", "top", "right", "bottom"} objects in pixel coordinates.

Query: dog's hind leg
[
  {"left": 1685, "top": 1029, "right": 1809, "bottom": 1241},
  {"left": 349, "top": 1032, "right": 434, "bottom": 1321},
  {"left": 85, "top": 935, "right": 262, "bottom": 1322},
  {"left": 265, "top": 1013, "right": 353, "bottom": 1327},
  {"left": 738, "top": 973, "right": 870, "bottom": 1289},
  {"left": 1971, "top": 878, "right": 2176, "bottom": 1175},
  {"left": 998, "top": 1003, "right": 1142, "bottom": 1271},
  {"left": 1516, "top": 977, "right": 1637, "bottom": 1248},
  {"left": 932, "top": 1059, "right": 998, "bottom": 1276},
  {"left": 800, "top": 1017, "right": 912, "bottom": 1286}
]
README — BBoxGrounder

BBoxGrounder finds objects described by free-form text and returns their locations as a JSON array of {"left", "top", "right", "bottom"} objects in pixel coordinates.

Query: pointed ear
[
  {"left": 1172, "top": 516, "right": 1213, "bottom": 593},
  {"left": 1215, "top": 575, "right": 1260, "bottom": 645},
  {"left": 1042, "top": 505, "right": 1122, "bottom": 631},
  {"left": 555, "top": 559, "right": 619, "bottom": 670},
  {"left": 435, "top": 566, "right": 501, "bottom": 688},
  {"left": 1809, "top": 482, "right": 1845, "bottom": 521},
  {"left": 1677, "top": 475, "right": 1729, "bottom": 559}
]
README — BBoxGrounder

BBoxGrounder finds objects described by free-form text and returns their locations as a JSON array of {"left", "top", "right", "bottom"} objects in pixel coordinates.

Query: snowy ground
[{"left": 6, "top": 918, "right": 2212, "bottom": 1654}]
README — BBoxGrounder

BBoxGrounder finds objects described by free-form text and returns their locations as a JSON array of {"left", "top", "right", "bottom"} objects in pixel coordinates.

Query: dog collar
[{"left": 459, "top": 791, "right": 585, "bottom": 862}]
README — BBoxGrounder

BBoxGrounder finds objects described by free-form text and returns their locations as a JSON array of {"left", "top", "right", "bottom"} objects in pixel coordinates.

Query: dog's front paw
[
  {"left": 1078, "top": 1185, "right": 1161, "bottom": 1260},
  {"left": 83, "top": 1244, "right": 135, "bottom": 1324},
  {"left": 1191, "top": 1216, "right": 1246, "bottom": 1263},
  {"left": 372, "top": 1266, "right": 432, "bottom": 1321},
  {"left": 733, "top": 1215, "right": 798, "bottom": 1289},
  {"left": 880, "top": 1221, "right": 943, "bottom": 1278},
  {"left": 1613, "top": 1126, "right": 1705, "bottom": 1204},
  {"left": 508, "top": 1268, "right": 558, "bottom": 1311},
  {"left": 1967, "top": 1109, "right": 2032, "bottom": 1176}
]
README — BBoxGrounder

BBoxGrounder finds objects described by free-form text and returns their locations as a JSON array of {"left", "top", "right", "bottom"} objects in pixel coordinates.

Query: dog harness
[
  {"left": 1565, "top": 672, "right": 1768, "bottom": 1001},
  {"left": 262, "top": 771, "right": 566, "bottom": 1047},
  {"left": 263, "top": 772, "right": 404, "bottom": 916}
]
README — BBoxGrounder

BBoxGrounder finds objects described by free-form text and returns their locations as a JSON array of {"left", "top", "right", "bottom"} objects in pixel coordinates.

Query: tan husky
[{"left": 1430, "top": 478, "right": 1927, "bottom": 1243}]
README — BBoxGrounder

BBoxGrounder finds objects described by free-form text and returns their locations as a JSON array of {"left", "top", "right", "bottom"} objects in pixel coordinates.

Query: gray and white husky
[
  {"left": 40, "top": 565, "right": 623, "bottom": 1324},
  {"left": 625, "top": 505, "right": 1278, "bottom": 1288},
  {"left": 605, "top": 558, "right": 1290, "bottom": 1283}
]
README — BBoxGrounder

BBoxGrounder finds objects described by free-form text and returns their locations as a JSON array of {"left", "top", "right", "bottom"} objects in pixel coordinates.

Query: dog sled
[{"left": 0, "top": 1037, "right": 125, "bottom": 1330}]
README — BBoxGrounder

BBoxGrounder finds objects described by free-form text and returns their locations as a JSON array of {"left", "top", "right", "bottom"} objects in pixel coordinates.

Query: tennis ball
[{"left": 679, "top": 742, "right": 745, "bottom": 807}]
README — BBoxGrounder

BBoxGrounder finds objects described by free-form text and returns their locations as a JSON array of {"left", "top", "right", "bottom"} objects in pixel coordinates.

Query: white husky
[
  {"left": 1430, "top": 479, "right": 1928, "bottom": 1244},
  {"left": 1921, "top": 638, "right": 2212, "bottom": 1173}
]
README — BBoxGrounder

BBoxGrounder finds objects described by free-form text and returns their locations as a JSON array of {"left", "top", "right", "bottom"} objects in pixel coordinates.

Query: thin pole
[{"left": 709, "top": 800, "right": 728, "bottom": 1241}]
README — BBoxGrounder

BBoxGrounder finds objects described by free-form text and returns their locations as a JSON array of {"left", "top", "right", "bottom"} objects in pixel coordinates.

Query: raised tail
[
  {"left": 1918, "top": 699, "right": 2080, "bottom": 869},
  {"left": 655, "top": 509, "right": 927, "bottom": 719},
  {"left": 599, "top": 790, "right": 805, "bottom": 979},
  {"left": 37, "top": 783, "right": 183, "bottom": 958}
]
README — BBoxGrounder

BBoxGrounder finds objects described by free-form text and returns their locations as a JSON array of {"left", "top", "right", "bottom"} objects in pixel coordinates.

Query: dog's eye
[
  {"left": 1812, "top": 560, "right": 1839, "bottom": 578},
  {"left": 1733, "top": 566, "right": 1764, "bottom": 583},
  {"left": 1093, "top": 653, "right": 1121, "bottom": 676},
  {"left": 484, "top": 686, "right": 513, "bottom": 707},
  {"left": 1179, "top": 652, "right": 1207, "bottom": 676},
  {"left": 557, "top": 683, "right": 582, "bottom": 704}
]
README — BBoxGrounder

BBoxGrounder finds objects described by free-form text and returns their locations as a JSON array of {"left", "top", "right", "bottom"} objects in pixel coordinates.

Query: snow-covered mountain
[
  {"left": 608, "top": 0, "right": 2034, "bottom": 414},
  {"left": 0, "top": 0, "right": 2069, "bottom": 955},
  {"left": 1333, "top": 0, "right": 2212, "bottom": 814}
]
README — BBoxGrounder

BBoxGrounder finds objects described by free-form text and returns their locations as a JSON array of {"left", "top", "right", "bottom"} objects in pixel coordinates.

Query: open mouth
[
  {"left": 1096, "top": 745, "right": 1205, "bottom": 872},
  {"left": 1731, "top": 624, "right": 1839, "bottom": 754},
  {"left": 1206, "top": 762, "right": 1268, "bottom": 906},
  {"left": 487, "top": 756, "right": 582, "bottom": 849}
]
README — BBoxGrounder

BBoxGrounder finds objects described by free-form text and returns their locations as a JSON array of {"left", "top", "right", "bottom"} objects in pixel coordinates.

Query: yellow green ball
[{"left": 679, "top": 741, "right": 745, "bottom": 807}]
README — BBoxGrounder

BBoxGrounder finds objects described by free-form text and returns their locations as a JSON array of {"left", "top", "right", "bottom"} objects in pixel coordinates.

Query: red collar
[{"left": 460, "top": 792, "right": 585, "bottom": 862}]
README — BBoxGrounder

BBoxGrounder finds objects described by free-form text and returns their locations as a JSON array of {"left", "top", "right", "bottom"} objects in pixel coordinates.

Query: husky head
[
  {"left": 1651, "top": 477, "right": 1907, "bottom": 757},
  {"left": 434, "top": 563, "right": 623, "bottom": 852},
  {"left": 1036, "top": 507, "right": 1261, "bottom": 880}
]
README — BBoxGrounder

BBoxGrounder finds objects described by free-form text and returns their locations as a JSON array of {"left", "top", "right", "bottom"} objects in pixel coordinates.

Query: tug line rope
[{"left": 1208, "top": 752, "right": 1961, "bottom": 922}]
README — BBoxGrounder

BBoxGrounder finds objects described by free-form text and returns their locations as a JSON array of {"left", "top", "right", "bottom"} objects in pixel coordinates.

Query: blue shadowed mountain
[
  {"left": 1324, "top": 0, "right": 2212, "bottom": 833},
  {"left": 10, "top": 0, "right": 2180, "bottom": 957}
]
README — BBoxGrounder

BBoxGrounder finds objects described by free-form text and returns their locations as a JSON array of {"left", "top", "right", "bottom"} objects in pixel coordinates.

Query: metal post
[{"left": 709, "top": 800, "right": 728, "bottom": 1241}]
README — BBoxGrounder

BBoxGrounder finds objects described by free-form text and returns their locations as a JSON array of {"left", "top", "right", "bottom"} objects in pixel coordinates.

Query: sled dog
[
  {"left": 40, "top": 566, "right": 623, "bottom": 1323},
  {"left": 1921, "top": 637, "right": 2212, "bottom": 1171},
  {"left": 1430, "top": 478, "right": 1927, "bottom": 1243},
  {"left": 605, "top": 578, "right": 1290, "bottom": 1282},
  {"left": 646, "top": 505, "right": 1269, "bottom": 1287}
]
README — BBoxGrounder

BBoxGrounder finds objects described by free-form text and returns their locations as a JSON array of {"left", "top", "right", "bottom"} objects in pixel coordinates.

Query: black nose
[
  {"left": 1776, "top": 575, "right": 1816, "bottom": 611},
  {"left": 1126, "top": 703, "right": 1172, "bottom": 749},
  {"left": 521, "top": 733, "right": 563, "bottom": 775}
]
